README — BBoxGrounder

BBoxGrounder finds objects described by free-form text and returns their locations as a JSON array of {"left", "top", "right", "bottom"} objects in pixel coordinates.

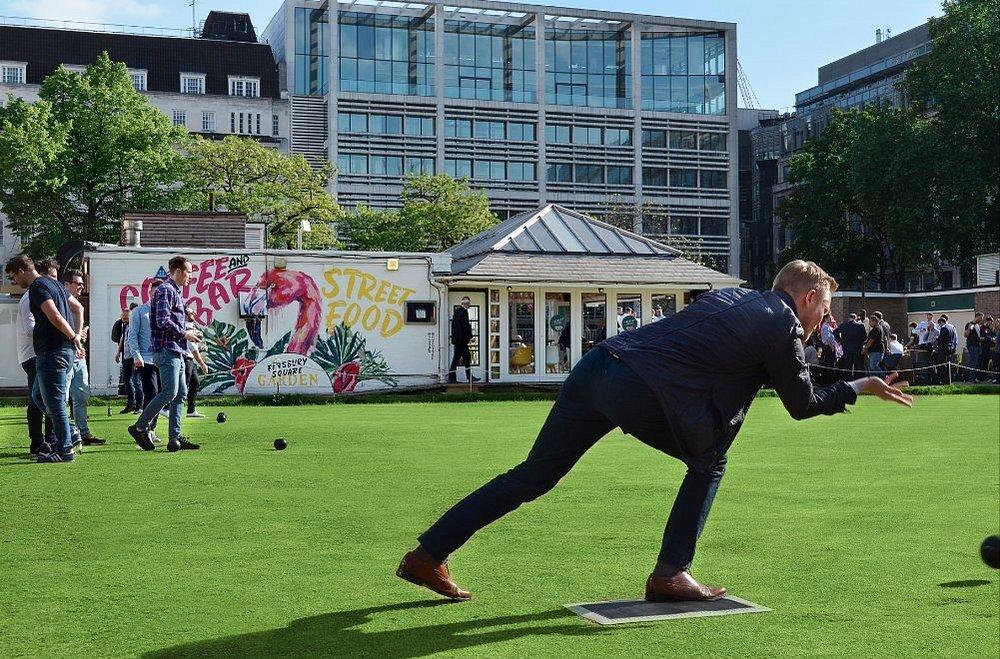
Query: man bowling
[{"left": 398, "top": 260, "right": 912, "bottom": 601}]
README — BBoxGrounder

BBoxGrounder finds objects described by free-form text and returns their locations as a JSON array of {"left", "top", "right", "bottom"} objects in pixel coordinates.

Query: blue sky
[{"left": 0, "top": 0, "right": 942, "bottom": 109}]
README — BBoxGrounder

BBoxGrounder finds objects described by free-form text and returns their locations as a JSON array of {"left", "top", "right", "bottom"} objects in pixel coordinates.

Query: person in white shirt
[
  {"left": 921, "top": 321, "right": 940, "bottom": 346},
  {"left": 16, "top": 280, "right": 50, "bottom": 454},
  {"left": 651, "top": 307, "right": 664, "bottom": 322},
  {"left": 915, "top": 312, "right": 935, "bottom": 336}
]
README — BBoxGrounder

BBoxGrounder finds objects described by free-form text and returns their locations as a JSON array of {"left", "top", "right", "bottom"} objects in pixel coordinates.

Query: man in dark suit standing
[
  {"left": 833, "top": 312, "right": 868, "bottom": 378},
  {"left": 447, "top": 296, "right": 478, "bottom": 384},
  {"left": 934, "top": 314, "right": 958, "bottom": 384},
  {"left": 398, "top": 261, "right": 912, "bottom": 601}
]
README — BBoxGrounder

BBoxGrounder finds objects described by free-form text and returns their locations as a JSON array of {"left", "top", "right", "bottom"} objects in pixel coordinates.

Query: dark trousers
[
  {"left": 448, "top": 343, "right": 472, "bottom": 381},
  {"left": 419, "top": 346, "right": 727, "bottom": 570},
  {"left": 30, "top": 347, "right": 75, "bottom": 455},
  {"left": 184, "top": 357, "right": 199, "bottom": 413},
  {"left": 137, "top": 363, "right": 160, "bottom": 429},
  {"left": 20, "top": 357, "right": 52, "bottom": 451},
  {"left": 836, "top": 351, "right": 865, "bottom": 380}
]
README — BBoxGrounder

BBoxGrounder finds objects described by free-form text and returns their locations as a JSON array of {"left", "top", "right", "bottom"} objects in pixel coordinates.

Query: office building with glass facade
[{"left": 262, "top": 0, "right": 738, "bottom": 274}]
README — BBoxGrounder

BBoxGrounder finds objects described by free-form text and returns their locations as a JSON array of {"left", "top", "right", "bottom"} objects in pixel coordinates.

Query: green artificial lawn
[{"left": 0, "top": 395, "right": 997, "bottom": 658}]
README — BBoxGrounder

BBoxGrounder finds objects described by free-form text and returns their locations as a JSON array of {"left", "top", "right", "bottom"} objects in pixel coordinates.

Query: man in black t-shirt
[
  {"left": 864, "top": 316, "right": 887, "bottom": 376},
  {"left": 5, "top": 255, "right": 84, "bottom": 462}
]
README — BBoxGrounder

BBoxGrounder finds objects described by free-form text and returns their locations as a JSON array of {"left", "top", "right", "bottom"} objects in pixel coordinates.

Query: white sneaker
[
  {"left": 186, "top": 412, "right": 205, "bottom": 418},
  {"left": 158, "top": 409, "right": 169, "bottom": 418}
]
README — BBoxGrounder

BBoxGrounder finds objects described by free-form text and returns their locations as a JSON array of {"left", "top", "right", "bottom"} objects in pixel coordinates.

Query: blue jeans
[
  {"left": 419, "top": 346, "right": 727, "bottom": 570},
  {"left": 31, "top": 347, "right": 76, "bottom": 455},
  {"left": 136, "top": 351, "right": 187, "bottom": 440},
  {"left": 966, "top": 347, "right": 980, "bottom": 380},
  {"left": 69, "top": 359, "right": 91, "bottom": 435},
  {"left": 868, "top": 352, "right": 884, "bottom": 376}
]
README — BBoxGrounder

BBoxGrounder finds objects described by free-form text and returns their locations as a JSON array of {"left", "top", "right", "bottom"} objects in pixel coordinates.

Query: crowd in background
[
  {"left": 5, "top": 253, "right": 207, "bottom": 462},
  {"left": 807, "top": 308, "right": 999, "bottom": 385}
]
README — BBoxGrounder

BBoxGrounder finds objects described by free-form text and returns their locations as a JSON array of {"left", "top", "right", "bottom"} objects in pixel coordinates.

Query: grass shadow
[
  {"left": 145, "top": 600, "right": 608, "bottom": 658},
  {"left": 938, "top": 580, "right": 992, "bottom": 588}
]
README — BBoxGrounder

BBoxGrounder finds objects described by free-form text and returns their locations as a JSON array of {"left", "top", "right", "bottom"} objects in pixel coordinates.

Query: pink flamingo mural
[{"left": 243, "top": 269, "right": 323, "bottom": 354}]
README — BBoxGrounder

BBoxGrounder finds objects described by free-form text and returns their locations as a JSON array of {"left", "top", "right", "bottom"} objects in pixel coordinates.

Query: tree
[
  {"left": 780, "top": 106, "right": 939, "bottom": 290},
  {"left": 181, "top": 136, "right": 342, "bottom": 249},
  {"left": 398, "top": 174, "right": 498, "bottom": 249},
  {"left": 902, "top": 0, "right": 1000, "bottom": 278},
  {"left": 597, "top": 197, "right": 716, "bottom": 268},
  {"left": 336, "top": 205, "right": 423, "bottom": 251},
  {"left": 0, "top": 53, "right": 188, "bottom": 256}
]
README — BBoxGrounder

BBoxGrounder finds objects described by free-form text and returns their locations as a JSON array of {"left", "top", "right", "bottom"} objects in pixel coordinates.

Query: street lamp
[{"left": 296, "top": 219, "right": 311, "bottom": 250}]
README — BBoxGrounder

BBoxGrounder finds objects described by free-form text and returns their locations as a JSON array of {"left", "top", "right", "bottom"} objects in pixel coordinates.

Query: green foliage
[
  {"left": 311, "top": 323, "right": 396, "bottom": 386},
  {"left": 781, "top": 106, "right": 940, "bottom": 290},
  {"left": 181, "top": 136, "right": 343, "bottom": 249},
  {"left": 200, "top": 319, "right": 251, "bottom": 393},
  {"left": 0, "top": 53, "right": 188, "bottom": 256},
  {"left": 399, "top": 173, "right": 498, "bottom": 250},
  {"left": 902, "top": 0, "right": 1000, "bottom": 277},
  {"left": 597, "top": 198, "right": 717, "bottom": 268},
  {"left": 336, "top": 204, "right": 423, "bottom": 251}
]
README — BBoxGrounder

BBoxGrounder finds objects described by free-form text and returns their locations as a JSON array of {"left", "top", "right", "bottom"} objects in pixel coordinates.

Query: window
[
  {"left": 339, "top": 112, "right": 369, "bottom": 133},
  {"left": 444, "top": 20, "right": 535, "bottom": 102},
  {"left": 699, "top": 132, "right": 726, "bottom": 151},
  {"left": 339, "top": 12, "right": 435, "bottom": 97},
  {"left": 669, "top": 130, "right": 697, "bottom": 150},
  {"left": 641, "top": 33, "right": 725, "bottom": 114},
  {"left": 474, "top": 159, "right": 505, "bottom": 180},
  {"left": 370, "top": 114, "right": 403, "bottom": 135},
  {"left": 272, "top": 114, "right": 279, "bottom": 137},
  {"left": 607, "top": 165, "right": 633, "bottom": 185},
  {"left": 62, "top": 64, "right": 87, "bottom": 74},
  {"left": 670, "top": 216, "right": 699, "bottom": 234},
  {"left": 642, "top": 167, "right": 668, "bottom": 187},
  {"left": 256, "top": 114, "right": 261, "bottom": 135},
  {"left": 202, "top": 111, "right": 216, "bottom": 132},
  {"left": 700, "top": 217, "right": 728, "bottom": 235},
  {"left": 546, "top": 163, "right": 572, "bottom": 183},
  {"left": 295, "top": 7, "right": 330, "bottom": 95},
  {"left": 701, "top": 170, "right": 727, "bottom": 189},
  {"left": 575, "top": 164, "right": 604, "bottom": 184},
  {"left": 337, "top": 153, "right": 369, "bottom": 174},
  {"left": 231, "top": 113, "right": 236, "bottom": 133},
  {"left": 1, "top": 62, "right": 26, "bottom": 85},
  {"left": 180, "top": 73, "right": 205, "bottom": 95},
  {"left": 605, "top": 128, "right": 632, "bottom": 146},
  {"left": 545, "top": 124, "right": 571, "bottom": 144},
  {"left": 445, "top": 118, "right": 472, "bottom": 138},
  {"left": 371, "top": 155, "right": 403, "bottom": 176},
  {"left": 405, "top": 157, "right": 435, "bottom": 174},
  {"left": 642, "top": 129, "right": 667, "bottom": 148},
  {"left": 670, "top": 168, "right": 697, "bottom": 187},
  {"left": 128, "top": 69, "right": 147, "bottom": 92},
  {"left": 405, "top": 116, "right": 434, "bottom": 136},
  {"left": 172, "top": 110, "right": 186, "bottom": 128},
  {"left": 239, "top": 113, "right": 244, "bottom": 134},
  {"left": 572, "top": 126, "right": 602, "bottom": 145},
  {"left": 508, "top": 162, "right": 536, "bottom": 181},
  {"left": 546, "top": 28, "right": 632, "bottom": 109},
  {"left": 445, "top": 158, "right": 472, "bottom": 178},
  {"left": 508, "top": 291, "right": 535, "bottom": 373},
  {"left": 508, "top": 122, "right": 535, "bottom": 142},
  {"left": 229, "top": 76, "right": 261, "bottom": 97},
  {"left": 474, "top": 120, "right": 505, "bottom": 140}
]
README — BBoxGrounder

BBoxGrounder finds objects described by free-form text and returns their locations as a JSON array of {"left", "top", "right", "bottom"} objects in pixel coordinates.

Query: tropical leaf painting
[
  {"left": 265, "top": 331, "right": 292, "bottom": 358},
  {"left": 313, "top": 323, "right": 397, "bottom": 388},
  {"left": 201, "top": 319, "right": 252, "bottom": 393}
]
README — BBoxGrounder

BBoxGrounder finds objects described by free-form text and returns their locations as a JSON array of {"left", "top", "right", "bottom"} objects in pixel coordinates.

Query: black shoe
[
  {"left": 128, "top": 425, "right": 155, "bottom": 451},
  {"left": 82, "top": 435, "right": 106, "bottom": 446},
  {"left": 36, "top": 451, "right": 75, "bottom": 463},
  {"left": 119, "top": 406, "right": 135, "bottom": 414},
  {"left": 29, "top": 441, "right": 51, "bottom": 457},
  {"left": 168, "top": 436, "right": 200, "bottom": 452},
  {"left": 447, "top": 377, "right": 458, "bottom": 384}
]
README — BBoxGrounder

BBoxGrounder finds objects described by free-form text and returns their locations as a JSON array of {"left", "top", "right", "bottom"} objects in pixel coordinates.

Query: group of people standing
[
  {"left": 808, "top": 308, "right": 996, "bottom": 384},
  {"left": 6, "top": 253, "right": 208, "bottom": 462}
]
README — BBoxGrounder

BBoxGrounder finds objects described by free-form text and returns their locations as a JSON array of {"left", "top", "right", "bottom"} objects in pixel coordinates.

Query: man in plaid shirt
[{"left": 128, "top": 255, "right": 203, "bottom": 452}]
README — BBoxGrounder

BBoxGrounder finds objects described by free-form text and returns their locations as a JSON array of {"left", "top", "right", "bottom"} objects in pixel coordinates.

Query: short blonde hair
[{"left": 772, "top": 259, "right": 838, "bottom": 296}]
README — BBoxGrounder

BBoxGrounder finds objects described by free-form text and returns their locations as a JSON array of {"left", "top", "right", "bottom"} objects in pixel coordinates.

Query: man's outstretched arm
[{"left": 766, "top": 325, "right": 911, "bottom": 421}]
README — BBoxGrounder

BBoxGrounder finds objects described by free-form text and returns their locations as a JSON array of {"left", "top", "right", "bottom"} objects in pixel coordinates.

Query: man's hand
[
  {"left": 79, "top": 326, "right": 89, "bottom": 343},
  {"left": 184, "top": 329, "right": 202, "bottom": 344},
  {"left": 135, "top": 356, "right": 145, "bottom": 369},
  {"left": 114, "top": 351, "right": 121, "bottom": 364},
  {"left": 72, "top": 333, "right": 84, "bottom": 356},
  {"left": 862, "top": 373, "right": 913, "bottom": 408},
  {"left": 200, "top": 363, "right": 209, "bottom": 375}
]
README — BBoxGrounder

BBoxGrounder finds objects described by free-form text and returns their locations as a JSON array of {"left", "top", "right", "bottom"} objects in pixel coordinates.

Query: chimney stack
[{"left": 875, "top": 28, "right": 883, "bottom": 43}]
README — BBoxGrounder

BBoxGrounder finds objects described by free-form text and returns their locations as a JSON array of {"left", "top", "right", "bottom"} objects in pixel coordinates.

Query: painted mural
[{"left": 118, "top": 260, "right": 414, "bottom": 395}]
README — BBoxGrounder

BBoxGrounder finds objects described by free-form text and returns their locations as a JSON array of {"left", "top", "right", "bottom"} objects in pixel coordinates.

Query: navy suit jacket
[{"left": 602, "top": 287, "right": 857, "bottom": 470}]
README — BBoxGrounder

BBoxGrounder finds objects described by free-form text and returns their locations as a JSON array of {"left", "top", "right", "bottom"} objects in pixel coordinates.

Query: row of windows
[
  {"left": 546, "top": 163, "right": 633, "bottom": 185},
  {"left": 642, "top": 129, "right": 726, "bottom": 151},
  {"left": 546, "top": 124, "right": 632, "bottom": 147},
  {"left": 338, "top": 12, "right": 435, "bottom": 96},
  {"left": 338, "top": 112, "right": 434, "bottom": 136},
  {"left": 170, "top": 110, "right": 280, "bottom": 137},
  {"left": 445, "top": 159, "right": 536, "bottom": 181},
  {"left": 642, "top": 168, "right": 727, "bottom": 189},
  {"left": 2, "top": 61, "right": 264, "bottom": 98},
  {"left": 338, "top": 154, "right": 435, "bottom": 175},
  {"left": 649, "top": 215, "right": 728, "bottom": 236},
  {"left": 444, "top": 22, "right": 536, "bottom": 103},
  {"left": 444, "top": 118, "right": 535, "bottom": 141}
]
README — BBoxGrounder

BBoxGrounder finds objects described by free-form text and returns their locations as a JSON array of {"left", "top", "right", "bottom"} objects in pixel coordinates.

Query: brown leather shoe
[
  {"left": 396, "top": 549, "right": 472, "bottom": 601},
  {"left": 645, "top": 570, "right": 727, "bottom": 602}
]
